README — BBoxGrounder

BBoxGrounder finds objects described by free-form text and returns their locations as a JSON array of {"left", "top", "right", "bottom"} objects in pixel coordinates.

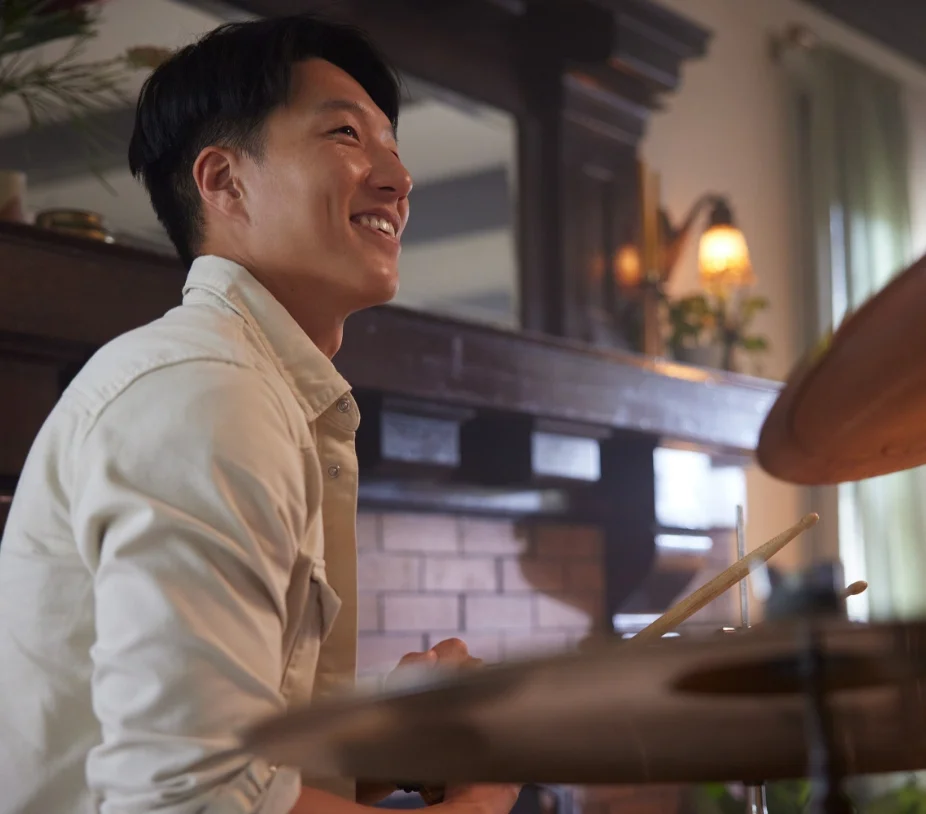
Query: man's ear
[{"left": 192, "top": 146, "right": 249, "bottom": 225}]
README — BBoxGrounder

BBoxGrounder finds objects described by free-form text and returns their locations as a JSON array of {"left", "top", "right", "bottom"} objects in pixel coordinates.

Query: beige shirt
[{"left": 0, "top": 256, "right": 360, "bottom": 813}]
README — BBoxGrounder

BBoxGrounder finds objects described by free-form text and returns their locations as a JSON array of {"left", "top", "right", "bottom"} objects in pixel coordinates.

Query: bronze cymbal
[
  {"left": 757, "top": 253, "right": 926, "bottom": 484},
  {"left": 240, "top": 618, "right": 926, "bottom": 786}
]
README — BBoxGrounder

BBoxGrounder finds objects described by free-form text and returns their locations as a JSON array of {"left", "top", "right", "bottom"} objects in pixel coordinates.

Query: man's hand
[
  {"left": 357, "top": 640, "right": 484, "bottom": 805},
  {"left": 385, "top": 638, "right": 483, "bottom": 691}
]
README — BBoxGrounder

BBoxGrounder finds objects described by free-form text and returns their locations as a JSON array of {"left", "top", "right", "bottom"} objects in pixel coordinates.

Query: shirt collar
[{"left": 182, "top": 255, "right": 352, "bottom": 422}]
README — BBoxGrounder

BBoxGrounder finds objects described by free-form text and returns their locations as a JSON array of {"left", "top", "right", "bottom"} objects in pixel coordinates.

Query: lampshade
[
  {"left": 615, "top": 244, "right": 642, "bottom": 288},
  {"left": 698, "top": 200, "right": 753, "bottom": 292}
]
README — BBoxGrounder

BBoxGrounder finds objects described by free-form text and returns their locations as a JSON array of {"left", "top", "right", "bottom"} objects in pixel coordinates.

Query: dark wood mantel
[{"left": 0, "top": 222, "right": 779, "bottom": 453}]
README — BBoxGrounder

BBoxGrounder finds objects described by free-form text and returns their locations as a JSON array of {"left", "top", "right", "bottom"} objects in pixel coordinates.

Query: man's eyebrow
[{"left": 312, "top": 98, "right": 397, "bottom": 141}]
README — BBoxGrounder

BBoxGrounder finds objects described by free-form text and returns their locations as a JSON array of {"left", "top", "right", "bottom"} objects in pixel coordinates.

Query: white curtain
[{"left": 788, "top": 45, "right": 926, "bottom": 621}]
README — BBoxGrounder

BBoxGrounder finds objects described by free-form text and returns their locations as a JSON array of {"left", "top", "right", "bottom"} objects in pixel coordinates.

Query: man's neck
[
  {"left": 197, "top": 247, "right": 346, "bottom": 359},
  {"left": 295, "top": 310, "right": 345, "bottom": 359}
]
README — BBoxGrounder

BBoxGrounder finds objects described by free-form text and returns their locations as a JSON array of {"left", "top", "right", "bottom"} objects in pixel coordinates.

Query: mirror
[
  {"left": 394, "top": 75, "right": 520, "bottom": 329},
  {"left": 3, "top": 7, "right": 521, "bottom": 330}
]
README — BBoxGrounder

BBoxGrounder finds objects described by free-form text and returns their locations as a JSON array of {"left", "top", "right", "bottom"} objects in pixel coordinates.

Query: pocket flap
[{"left": 311, "top": 558, "right": 342, "bottom": 644}]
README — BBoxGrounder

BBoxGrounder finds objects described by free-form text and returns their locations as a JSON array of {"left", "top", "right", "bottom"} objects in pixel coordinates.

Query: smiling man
[{"left": 0, "top": 14, "right": 518, "bottom": 814}]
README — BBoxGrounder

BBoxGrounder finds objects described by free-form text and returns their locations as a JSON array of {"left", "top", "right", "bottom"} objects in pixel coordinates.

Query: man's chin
[{"left": 349, "top": 267, "right": 399, "bottom": 312}]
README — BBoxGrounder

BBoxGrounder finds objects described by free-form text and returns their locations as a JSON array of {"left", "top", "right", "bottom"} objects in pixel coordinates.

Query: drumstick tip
[{"left": 843, "top": 580, "right": 868, "bottom": 597}]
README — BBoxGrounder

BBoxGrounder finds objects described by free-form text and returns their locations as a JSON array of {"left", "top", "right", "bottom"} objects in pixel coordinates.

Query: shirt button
[
  {"left": 337, "top": 398, "right": 351, "bottom": 413},
  {"left": 327, "top": 464, "right": 341, "bottom": 478}
]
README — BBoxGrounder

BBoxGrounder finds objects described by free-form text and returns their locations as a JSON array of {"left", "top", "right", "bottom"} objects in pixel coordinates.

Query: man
[{"left": 0, "top": 14, "right": 519, "bottom": 814}]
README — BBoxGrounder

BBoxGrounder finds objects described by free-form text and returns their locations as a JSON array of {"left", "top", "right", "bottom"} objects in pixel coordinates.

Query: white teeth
[{"left": 354, "top": 214, "right": 396, "bottom": 237}]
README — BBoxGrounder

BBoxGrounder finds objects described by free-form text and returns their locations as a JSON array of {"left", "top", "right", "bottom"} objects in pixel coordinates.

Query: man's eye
[{"left": 333, "top": 125, "right": 359, "bottom": 139}]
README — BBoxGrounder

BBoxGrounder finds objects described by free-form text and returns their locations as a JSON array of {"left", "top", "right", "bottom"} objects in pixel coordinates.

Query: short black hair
[{"left": 128, "top": 14, "right": 401, "bottom": 268}]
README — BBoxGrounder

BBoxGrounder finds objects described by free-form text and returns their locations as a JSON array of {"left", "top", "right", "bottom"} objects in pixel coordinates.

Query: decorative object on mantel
[
  {"left": 667, "top": 194, "right": 768, "bottom": 373},
  {"left": 657, "top": 193, "right": 768, "bottom": 373},
  {"left": 666, "top": 289, "right": 770, "bottom": 373},
  {"left": 0, "top": 0, "right": 171, "bottom": 210},
  {"left": 35, "top": 208, "right": 113, "bottom": 242},
  {"left": 612, "top": 165, "right": 763, "bottom": 370},
  {"left": 0, "top": 169, "right": 27, "bottom": 222}
]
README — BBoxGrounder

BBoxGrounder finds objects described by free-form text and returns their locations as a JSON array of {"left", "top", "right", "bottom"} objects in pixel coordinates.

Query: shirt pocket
[{"left": 279, "top": 552, "right": 343, "bottom": 702}]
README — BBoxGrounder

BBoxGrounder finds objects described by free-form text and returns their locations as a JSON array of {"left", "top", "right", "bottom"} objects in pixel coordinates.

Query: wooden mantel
[{"left": 0, "top": 222, "right": 779, "bottom": 453}]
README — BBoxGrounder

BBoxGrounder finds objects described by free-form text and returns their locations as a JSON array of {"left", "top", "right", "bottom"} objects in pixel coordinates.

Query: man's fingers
[
  {"left": 396, "top": 650, "right": 438, "bottom": 668},
  {"left": 430, "top": 637, "right": 471, "bottom": 665}
]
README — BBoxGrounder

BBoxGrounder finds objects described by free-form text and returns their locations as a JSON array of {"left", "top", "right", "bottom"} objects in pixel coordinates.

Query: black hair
[{"left": 128, "top": 14, "right": 401, "bottom": 268}]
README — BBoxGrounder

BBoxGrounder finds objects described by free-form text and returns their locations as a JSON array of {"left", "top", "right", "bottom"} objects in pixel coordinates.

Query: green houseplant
[{"left": 665, "top": 290, "right": 770, "bottom": 372}]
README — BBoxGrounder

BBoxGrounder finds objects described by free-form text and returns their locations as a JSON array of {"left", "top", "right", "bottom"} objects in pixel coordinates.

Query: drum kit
[{"left": 242, "top": 253, "right": 926, "bottom": 812}]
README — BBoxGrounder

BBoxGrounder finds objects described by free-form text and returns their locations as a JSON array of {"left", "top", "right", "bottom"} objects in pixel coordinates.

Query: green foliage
[
  {"left": 691, "top": 777, "right": 926, "bottom": 814},
  {"left": 866, "top": 779, "right": 926, "bottom": 814},
  {"left": 1, "top": 1, "right": 98, "bottom": 54},
  {"left": 666, "top": 293, "right": 716, "bottom": 349},
  {"left": 692, "top": 782, "right": 812, "bottom": 814},
  {"left": 0, "top": 0, "right": 171, "bottom": 184},
  {"left": 664, "top": 290, "right": 770, "bottom": 361}
]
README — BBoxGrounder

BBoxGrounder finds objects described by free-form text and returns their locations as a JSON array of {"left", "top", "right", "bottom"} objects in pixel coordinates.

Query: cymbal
[
  {"left": 241, "top": 618, "right": 926, "bottom": 786},
  {"left": 757, "top": 253, "right": 926, "bottom": 484}
]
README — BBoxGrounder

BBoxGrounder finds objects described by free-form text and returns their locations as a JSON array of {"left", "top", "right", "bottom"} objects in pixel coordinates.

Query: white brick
[
  {"left": 423, "top": 557, "right": 498, "bottom": 592},
  {"left": 358, "top": 552, "right": 420, "bottom": 592},
  {"left": 382, "top": 513, "right": 458, "bottom": 553},
  {"left": 383, "top": 595, "right": 460, "bottom": 632},
  {"left": 464, "top": 596, "right": 532, "bottom": 631}
]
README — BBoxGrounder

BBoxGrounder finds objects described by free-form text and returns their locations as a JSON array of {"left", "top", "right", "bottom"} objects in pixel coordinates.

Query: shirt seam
[{"left": 71, "top": 356, "right": 298, "bottom": 459}]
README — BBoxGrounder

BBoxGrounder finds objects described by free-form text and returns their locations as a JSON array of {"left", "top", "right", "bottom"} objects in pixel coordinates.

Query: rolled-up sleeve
[{"left": 70, "top": 360, "right": 308, "bottom": 814}]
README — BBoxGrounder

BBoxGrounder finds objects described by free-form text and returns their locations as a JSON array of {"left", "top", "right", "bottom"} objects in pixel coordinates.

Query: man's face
[{"left": 237, "top": 58, "right": 412, "bottom": 314}]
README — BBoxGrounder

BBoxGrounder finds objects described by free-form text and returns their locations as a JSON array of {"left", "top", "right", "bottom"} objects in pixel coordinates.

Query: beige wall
[{"left": 643, "top": 0, "right": 926, "bottom": 576}]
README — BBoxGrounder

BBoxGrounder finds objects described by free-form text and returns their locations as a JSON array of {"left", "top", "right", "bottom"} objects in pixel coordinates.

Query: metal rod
[
  {"left": 745, "top": 785, "right": 768, "bottom": 814},
  {"left": 736, "top": 505, "right": 750, "bottom": 628},
  {"left": 736, "top": 505, "right": 768, "bottom": 814}
]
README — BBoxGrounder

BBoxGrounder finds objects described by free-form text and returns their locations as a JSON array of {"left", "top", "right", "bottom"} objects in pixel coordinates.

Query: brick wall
[{"left": 356, "top": 511, "right": 607, "bottom": 677}]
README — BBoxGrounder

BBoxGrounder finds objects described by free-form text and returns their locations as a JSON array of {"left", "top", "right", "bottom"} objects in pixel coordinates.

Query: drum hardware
[
  {"left": 735, "top": 506, "right": 770, "bottom": 814},
  {"left": 766, "top": 561, "right": 854, "bottom": 814}
]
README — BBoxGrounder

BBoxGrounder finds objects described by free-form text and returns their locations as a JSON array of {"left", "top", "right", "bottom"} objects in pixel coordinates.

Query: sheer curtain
[{"left": 788, "top": 45, "right": 926, "bottom": 621}]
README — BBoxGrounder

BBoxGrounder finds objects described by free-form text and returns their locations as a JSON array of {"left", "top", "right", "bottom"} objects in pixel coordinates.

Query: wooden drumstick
[{"left": 630, "top": 512, "right": 819, "bottom": 644}]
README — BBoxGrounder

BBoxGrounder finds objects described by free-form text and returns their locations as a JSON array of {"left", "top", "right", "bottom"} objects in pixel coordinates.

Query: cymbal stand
[
  {"left": 734, "top": 507, "right": 769, "bottom": 814},
  {"left": 765, "top": 562, "right": 854, "bottom": 814}
]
